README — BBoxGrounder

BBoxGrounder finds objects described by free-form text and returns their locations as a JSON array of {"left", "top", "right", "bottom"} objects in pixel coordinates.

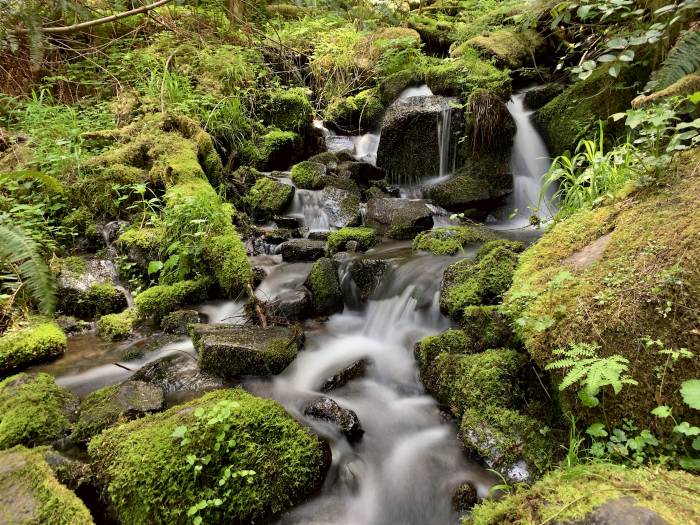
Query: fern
[
  {"left": 546, "top": 342, "right": 638, "bottom": 406},
  {"left": 646, "top": 29, "right": 700, "bottom": 92},
  {"left": 0, "top": 222, "right": 56, "bottom": 314}
]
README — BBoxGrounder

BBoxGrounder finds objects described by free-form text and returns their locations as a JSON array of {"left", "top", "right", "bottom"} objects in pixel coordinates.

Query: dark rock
[
  {"left": 575, "top": 497, "right": 670, "bottom": 525},
  {"left": 337, "top": 161, "right": 386, "bottom": 186},
  {"left": 280, "top": 239, "right": 327, "bottom": 262},
  {"left": 132, "top": 353, "right": 224, "bottom": 393},
  {"left": 261, "top": 287, "right": 312, "bottom": 322},
  {"left": 321, "top": 187, "right": 361, "bottom": 228},
  {"left": 377, "top": 96, "right": 463, "bottom": 184},
  {"left": 101, "top": 220, "right": 128, "bottom": 245},
  {"left": 259, "top": 228, "right": 292, "bottom": 245},
  {"left": 350, "top": 259, "right": 389, "bottom": 301},
  {"left": 305, "top": 258, "right": 344, "bottom": 317},
  {"left": 308, "top": 231, "right": 330, "bottom": 241},
  {"left": 56, "top": 258, "right": 128, "bottom": 319},
  {"left": 365, "top": 198, "right": 434, "bottom": 239},
  {"left": 160, "top": 309, "right": 200, "bottom": 335},
  {"left": 304, "top": 396, "right": 364, "bottom": 443},
  {"left": 274, "top": 216, "right": 303, "bottom": 229},
  {"left": 523, "top": 83, "right": 565, "bottom": 110},
  {"left": 190, "top": 324, "right": 302, "bottom": 378},
  {"left": 321, "top": 359, "right": 371, "bottom": 392},
  {"left": 452, "top": 481, "right": 478, "bottom": 512},
  {"left": 252, "top": 266, "right": 267, "bottom": 287},
  {"left": 55, "top": 315, "right": 90, "bottom": 335}
]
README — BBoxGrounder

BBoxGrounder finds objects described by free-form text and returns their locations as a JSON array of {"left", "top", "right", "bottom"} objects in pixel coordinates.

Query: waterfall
[
  {"left": 289, "top": 188, "right": 331, "bottom": 231},
  {"left": 437, "top": 106, "right": 455, "bottom": 179}
]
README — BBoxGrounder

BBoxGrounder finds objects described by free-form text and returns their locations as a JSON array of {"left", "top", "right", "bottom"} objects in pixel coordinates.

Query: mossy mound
[
  {"left": 96, "top": 309, "right": 137, "bottom": 341},
  {"left": 291, "top": 160, "right": 327, "bottom": 190},
  {"left": 88, "top": 388, "right": 329, "bottom": 524},
  {"left": 0, "top": 446, "right": 94, "bottom": 525},
  {"left": 58, "top": 283, "right": 128, "bottom": 320},
  {"left": 422, "top": 48, "right": 511, "bottom": 98},
  {"left": 327, "top": 227, "right": 378, "bottom": 255},
  {"left": 412, "top": 225, "right": 495, "bottom": 255},
  {"left": 116, "top": 226, "right": 164, "bottom": 272},
  {"left": 0, "top": 373, "right": 77, "bottom": 449},
  {"left": 461, "top": 29, "right": 544, "bottom": 69},
  {"left": 414, "top": 328, "right": 472, "bottom": 370},
  {"left": 305, "top": 257, "right": 343, "bottom": 317},
  {"left": 467, "top": 463, "right": 700, "bottom": 525},
  {"left": 241, "top": 176, "right": 295, "bottom": 221},
  {"left": 504, "top": 150, "right": 700, "bottom": 429},
  {"left": 134, "top": 279, "right": 210, "bottom": 322},
  {"left": 0, "top": 322, "right": 67, "bottom": 375},
  {"left": 204, "top": 232, "right": 253, "bottom": 297},
  {"left": 262, "top": 87, "right": 313, "bottom": 132},
  {"left": 324, "top": 89, "right": 383, "bottom": 133}
]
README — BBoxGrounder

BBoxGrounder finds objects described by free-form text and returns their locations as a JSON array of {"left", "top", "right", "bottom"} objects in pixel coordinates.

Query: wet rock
[
  {"left": 523, "top": 83, "right": 565, "bottom": 110},
  {"left": 71, "top": 380, "right": 165, "bottom": 442},
  {"left": 305, "top": 258, "right": 344, "bottom": 317},
  {"left": 280, "top": 239, "right": 327, "bottom": 262},
  {"left": 336, "top": 161, "right": 386, "bottom": 186},
  {"left": 274, "top": 215, "right": 303, "bottom": 229},
  {"left": 350, "top": 259, "right": 389, "bottom": 301},
  {"left": 304, "top": 396, "right": 364, "bottom": 443},
  {"left": 56, "top": 257, "right": 128, "bottom": 319},
  {"left": 452, "top": 481, "right": 478, "bottom": 512},
  {"left": 242, "top": 176, "right": 295, "bottom": 221},
  {"left": 365, "top": 198, "right": 434, "bottom": 239},
  {"left": 321, "top": 358, "right": 371, "bottom": 392},
  {"left": 55, "top": 315, "right": 90, "bottom": 335},
  {"left": 101, "top": 220, "right": 128, "bottom": 245},
  {"left": 252, "top": 266, "right": 267, "bottom": 287},
  {"left": 260, "top": 228, "right": 292, "bottom": 245},
  {"left": 190, "top": 324, "right": 302, "bottom": 378},
  {"left": 261, "top": 287, "right": 312, "bottom": 322},
  {"left": 575, "top": 497, "right": 670, "bottom": 525},
  {"left": 132, "top": 353, "right": 224, "bottom": 393},
  {"left": 160, "top": 309, "right": 200, "bottom": 334},
  {"left": 321, "top": 187, "right": 361, "bottom": 228},
  {"left": 308, "top": 231, "right": 330, "bottom": 241},
  {"left": 377, "top": 95, "right": 463, "bottom": 184}
]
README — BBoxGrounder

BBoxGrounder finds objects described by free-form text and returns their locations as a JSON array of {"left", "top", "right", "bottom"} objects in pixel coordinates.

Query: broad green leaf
[
  {"left": 606, "top": 37, "right": 628, "bottom": 49},
  {"left": 651, "top": 405, "right": 672, "bottom": 418},
  {"left": 673, "top": 421, "right": 700, "bottom": 436},
  {"left": 586, "top": 422, "right": 608, "bottom": 437},
  {"left": 147, "top": 260, "right": 163, "bottom": 275},
  {"left": 598, "top": 54, "right": 617, "bottom": 63},
  {"left": 608, "top": 64, "right": 621, "bottom": 78},
  {"left": 688, "top": 92, "right": 700, "bottom": 105},
  {"left": 679, "top": 456, "right": 700, "bottom": 471},
  {"left": 578, "top": 388, "right": 600, "bottom": 407},
  {"left": 171, "top": 425, "right": 187, "bottom": 440},
  {"left": 680, "top": 379, "right": 700, "bottom": 409}
]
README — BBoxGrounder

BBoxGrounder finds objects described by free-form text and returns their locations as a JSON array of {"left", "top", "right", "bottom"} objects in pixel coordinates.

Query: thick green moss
[
  {"left": 291, "top": 160, "right": 327, "bottom": 190},
  {"left": 412, "top": 225, "right": 494, "bottom": 255},
  {"left": 263, "top": 87, "right": 313, "bottom": 132},
  {"left": 422, "top": 48, "right": 511, "bottom": 98},
  {"left": 327, "top": 227, "right": 378, "bottom": 255},
  {"left": 96, "top": 309, "right": 136, "bottom": 341},
  {"left": 0, "top": 446, "right": 93, "bottom": 524},
  {"left": 0, "top": 322, "right": 67, "bottom": 375},
  {"left": 0, "top": 373, "right": 77, "bottom": 449},
  {"left": 117, "top": 226, "right": 164, "bottom": 252},
  {"left": 305, "top": 257, "right": 343, "bottom": 316},
  {"left": 58, "top": 281, "right": 128, "bottom": 320},
  {"left": 379, "top": 70, "right": 422, "bottom": 104},
  {"left": 241, "top": 176, "right": 295, "bottom": 221},
  {"left": 244, "top": 130, "right": 303, "bottom": 171},
  {"left": 467, "top": 463, "right": 700, "bottom": 525},
  {"left": 134, "top": 279, "right": 210, "bottom": 322},
  {"left": 460, "top": 305, "right": 515, "bottom": 351},
  {"left": 204, "top": 232, "right": 253, "bottom": 297},
  {"left": 324, "top": 89, "right": 383, "bottom": 132},
  {"left": 461, "top": 29, "right": 543, "bottom": 69},
  {"left": 88, "top": 388, "right": 328, "bottom": 524},
  {"left": 414, "top": 329, "right": 472, "bottom": 370}
]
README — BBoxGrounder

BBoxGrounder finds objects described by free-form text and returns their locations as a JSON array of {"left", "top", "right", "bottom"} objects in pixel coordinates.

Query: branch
[{"left": 14, "top": 0, "right": 172, "bottom": 35}]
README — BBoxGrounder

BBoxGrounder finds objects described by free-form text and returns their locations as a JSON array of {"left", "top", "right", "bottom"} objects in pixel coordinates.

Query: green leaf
[
  {"left": 688, "top": 92, "right": 700, "bottom": 104},
  {"left": 680, "top": 379, "right": 700, "bottom": 409},
  {"left": 586, "top": 422, "right": 608, "bottom": 437},
  {"left": 606, "top": 37, "right": 628, "bottom": 50},
  {"left": 578, "top": 388, "right": 600, "bottom": 407},
  {"left": 598, "top": 54, "right": 618, "bottom": 63},
  {"left": 679, "top": 456, "right": 700, "bottom": 471},
  {"left": 651, "top": 405, "right": 672, "bottom": 418},
  {"left": 692, "top": 436, "right": 700, "bottom": 451},
  {"left": 608, "top": 64, "right": 621, "bottom": 78},
  {"left": 171, "top": 425, "right": 187, "bottom": 440},
  {"left": 147, "top": 260, "right": 163, "bottom": 275},
  {"left": 673, "top": 421, "right": 700, "bottom": 436}
]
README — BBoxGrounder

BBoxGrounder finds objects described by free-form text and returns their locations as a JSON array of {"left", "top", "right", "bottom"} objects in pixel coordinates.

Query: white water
[
  {"left": 290, "top": 188, "right": 331, "bottom": 231},
  {"left": 398, "top": 84, "right": 434, "bottom": 100}
]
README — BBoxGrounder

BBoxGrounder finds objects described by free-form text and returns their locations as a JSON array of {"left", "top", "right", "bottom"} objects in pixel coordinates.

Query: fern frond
[
  {"left": 0, "top": 222, "right": 56, "bottom": 313},
  {"left": 559, "top": 365, "right": 591, "bottom": 391},
  {"left": 646, "top": 29, "right": 700, "bottom": 92}
]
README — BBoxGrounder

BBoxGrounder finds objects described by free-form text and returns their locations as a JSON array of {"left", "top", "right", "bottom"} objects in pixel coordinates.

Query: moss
[
  {"left": 134, "top": 279, "right": 210, "bottom": 322},
  {"left": 266, "top": 3, "right": 308, "bottom": 19},
  {"left": 305, "top": 257, "right": 343, "bottom": 316},
  {"left": 88, "top": 388, "right": 328, "bottom": 524},
  {"left": 0, "top": 322, "right": 67, "bottom": 375},
  {"left": 415, "top": 329, "right": 472, "bottom": 370},
  {"left": 0, "top": 446, "right": 93, "bottom": 524},
  {"left": 58, "top": 280, "right": 128, "bottom": 320},
  {"left": 291, "top": 160, "right": 327, "bottom": 190},
  {"left": 412, "top": 225, "right": 495, "bottom": 255},
  {"left": 97, "top": 309, "right": 137, "bottom": 342},
  {"left": 0, "top": 373, "right": 77, "bottom": 449},
  {"left": 422, "top": 48, "right": 511, "bottom": 98},
  {"left": 379, "top": 70, "right": 422, "bottom": 104},
  {"left": 461, "top": 29, "right": 543, "bottom": 69},
  {"left": 327, "top": 227, "right": 378, "bottom": 255},
  {"left": 503, "top": 150, "right": 700, "bottom": 429},
  {"left": 633, "top": 72, "right": 700, "bottom": 108},
  {"left": 204, "top": 232, "right": 252, "bottom": 297},
  {"left": 467, "top": 463, "right": 700, "bottom": 525},
  {"left": 460, "top": 305, "right": 515, "bottom": 351},
  {"left": 118, "top": 226, "right": 164, "bottom": 251},
  {"left": 241, "top": 176, "right": 295, "bottom": 221},
  {"left": 422, "top": 348, "right": 527, "bottom": 418},
  {"left": 324, "top": 89, "right": 384, "bottom": 132},
  {"left": 61, "top": 207, "right": 99, "bottom": 243},
  {"left": 263, "top": 87, "right": 313, "bottom": 132},
  {"left": 242, "top": 130, "right": 303, "bottom": 171}
]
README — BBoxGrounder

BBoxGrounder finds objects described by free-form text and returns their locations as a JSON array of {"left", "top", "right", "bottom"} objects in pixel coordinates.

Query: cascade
[{"left": 289, "top": 188, "right": 331, "bottom": 231}]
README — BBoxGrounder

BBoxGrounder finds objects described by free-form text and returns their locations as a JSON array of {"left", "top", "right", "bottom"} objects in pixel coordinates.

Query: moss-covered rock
[
  {"left": 0, "top": 322, "right": 67, "bottom": 375},
  {"left": 116, "top": 226, "right": 164, "bottom": 273},
  {"left": 467, "top": 463, "right": 700, "bottom": 525},
  {"left": 241, "top": 176, "right": 295, "bottom": 221},
  {"left": 0, "top": 373, "right": 77, "bottom": 449},
  {"left": 96, "top": 309, "right": 137, "bottom": 341},
  {"left": 258, "top": 130, "right": 304, "bottom": 171},
  {"left": 88, "top": 388, "right": 329, "bottom": 524},
  {"left": 349, "top": 258, "right": 389, "bottom": 301},
  {"left": 379, "top": 70, "right": 422, "bottom": 105},
  {"left": 460, "top": 305, "right": 515, "bottom": 351},
  {"left": 305, "top": 257, "right": 344, "bottom": 317},
  {"left": 503, "top": 149, "right": 700, "bottom": 429},
  {"left": 414, "top": 328, "right": 472, "bottom": 370},
  {"left": 324, "top": 89, "right": 384, "bottom": 134},
  {"left": 160, "top": 309, "right": 200, "bottom": 335},
  {"left": 262, "top": 87, "right": 313, "bottom": 132},
  {"left": 422, "top": 49, "right": 511, "bottom": 98},
  {"left": 327, "top": 227, "right": 378, "bottom": 255},
  {"left": 56, "top": 257, "right": 128, "bottom": 319},
  {"left": 365, "top": 198, "right": 434, "bottom": 240},
  {"left": 134, "top": 279, "right": 210, "bottom": 322},
  {"left": 0, "top": 446, "right": 94, "bottom": 525},
  {"left": 412, "top": 225, "right": 495, "bottom": 255},
  {"left": 204, "top": 232, "right": 253, "bottom": 297},
  {"left": 191, "top": 324, "right": 302, "bottom": 378},
  {"left": 280, "top": 239, "right": 327, "bottom": 262},
  {"left": 291, "top": 160, "right": 327, "bottom": 190},
  {"left": 72, "top": 381, "right": 165, "bottom": 443},
  {"left": 461, "top": 29, "right": 544, "bottom": 69}
]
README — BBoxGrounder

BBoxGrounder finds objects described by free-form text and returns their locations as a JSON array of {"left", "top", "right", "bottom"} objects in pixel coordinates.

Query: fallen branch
[{"left": 246, "top": 283, "right": 267, "bottom": 328}]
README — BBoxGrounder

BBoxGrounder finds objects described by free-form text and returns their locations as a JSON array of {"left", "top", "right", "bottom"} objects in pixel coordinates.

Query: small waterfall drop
[
  {"left": 290, "top": 189, "right": 331, "bottom": 231},
  {"left": 398, "top": 84, "right": 434, "bottom": 100},
  {"left": 437, "top": 106, "right": 455, "bottom": 179}
]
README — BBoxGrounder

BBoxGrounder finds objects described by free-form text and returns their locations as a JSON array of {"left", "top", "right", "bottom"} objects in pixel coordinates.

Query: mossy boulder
[
  {"left": 523, "top": 83, "right": 565, "bottom": 110},
  {"left": 131, "top": 353, "right": 223, "bottom": 394},
  {"left": 504, "top": 149, "right": 700, "bottom": 429},
  {"left": 262, "top": 87, "right": 313, "bottom": 132},
  {"left": 280, "top": 239, "right": 327, "bottom": 262},
  {"left": 412, "top": 225, "right": 495, "bottom": 255},
  {"left": 134, "top": 279, "right": 210, "bottom": 322},
  {"left": 467, "top": 463, "right": 700, "bottom": 525},
  {"left": 56, "top": 258, "right": 127, "bottom": 319},
  {"left": 327, "top": 227, "right": 378, "bottom": 255},
  {"left": 460, "top": 305, "right": 516, "bottom": 351},
  {"left": 0, "top": 446, "right": 94, "bottom": 525},
  {"left": 349, "top": 258, "right": 389, "bottom": 301},
  {"left": 321, "top": 187, "right": 361, "bottom": 228},
  {"left": 379, "top": 70, "right": 422, "bottom": 105},
  {"left": 414, "top": 328, "right": 473, "bottom": 371},
  {"left": 422, "top": 49, "right": 511, "bottom": 99},
  {"left": 190, "top": 324, "right": 302, "bottom": 378},
  {"left": 241, "top": 176, "right": 295, "bottom": 221},
  {"left": 96, "top": 309, "right": 137, "bottom": 341},
  {"left": 160, "top": 309, "right": 200, "bottom": 335},
  {"left": 88, "top": 388, "right": 330, "bottom": 524},
  {"left": 324, "top": 89, "right": 384, "bottom": 134},
  {"left": 116, "top": 226, "right": 164, "bottom": 273},
  {"left": 305, "top": 257, "right": 343, "bottom": 317},
  {"left": 0, "top": 321, "right": 67, "bottom": 375},
  {"left": 204, "top": 232, "right": 253, "bottom": 297},
  {"left": 366, "top": 198, "right": 434, "bottom": 240},
  {"left": 0, "top": 373, "right": 78, "bottom": 449},
  {"left": 242, "top": 130, "right": 304, "bottom": 171},
  {"left": 461, "top": 29, "right": 544, "bottom": 70},
  {"left": 291, "top": 160, "right": 327, "bottom": 190},
  {"left": 72, "top": 381, "right": 165, "bottom": 443}
]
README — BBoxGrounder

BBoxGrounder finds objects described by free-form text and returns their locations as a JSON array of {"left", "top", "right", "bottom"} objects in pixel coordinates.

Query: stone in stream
[
  {"left": 305, "top": 258, "right": 344, "bottom": 317},
  {"left": 260, "top": 287, "right": 312, "bottom": 322},
  {"left": 308, "top": 231, "right": 330, "bottom": 241},
  {"left": 280, "top": 239, "right": 327, "bottom": 262},
  {"left": 321, "top": 186, "right": 361, "bottom": 228},
  {"left": 71, "top": 380, "right": 165, "bottom": 442},
  {"left": 350, "top": 259, "right": 390, "bottom": 301},
  {"left": 274, "top": 215, "right": 303, "bottom": 229},
  {"left": 365, "top": 197, "right": 434, "bottom": 239},
  {"left": 160, "top": 309, "right": 200, "bottom": 335},
  {"left": 190, "top": 324, "right": 302, "bottom": 378},
  {"left": 336, "top": 161, "right": 386, "bottom": 186},
  {"left": 303, "top": 396, "right": 364, "bottom": 443},
  {"left": 452, "top": 481, "right": 478, "bottom": 512},
  {"left": 578, "top": 497, "right": 670, "bottom": 525},
  {"left": 131, "top": 353, "right": 224, "bottom": 393},
  {"left": 320, "top": 358, "right": 371, "bottom": 392}
]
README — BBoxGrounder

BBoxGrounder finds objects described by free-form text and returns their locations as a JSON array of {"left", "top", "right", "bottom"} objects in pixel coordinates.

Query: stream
[{"left": 35, "top": 85, "right": 552, "bottom": 524}]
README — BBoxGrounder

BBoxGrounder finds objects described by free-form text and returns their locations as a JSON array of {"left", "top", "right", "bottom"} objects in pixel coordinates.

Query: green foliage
[
  {"left": 412, "top": 225, "right": 493, "bottom": 255},
  {"left": 0, "top": 322, "right": 66, "bottom": 374},
  {"left": 290, "top": 161, "right": 327, "bottom": 190},
  {"left": 97, "top": 309, "right": 137, "bottom": 341},
  {"left": 545, "top": 342, "right": 638, "bottom": 407},
  {"left": 326, "top": 227, "right": 378, "bottom": 255},
  {"left": 647, "top": 29, "right": 700, "bottom": 91}
]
